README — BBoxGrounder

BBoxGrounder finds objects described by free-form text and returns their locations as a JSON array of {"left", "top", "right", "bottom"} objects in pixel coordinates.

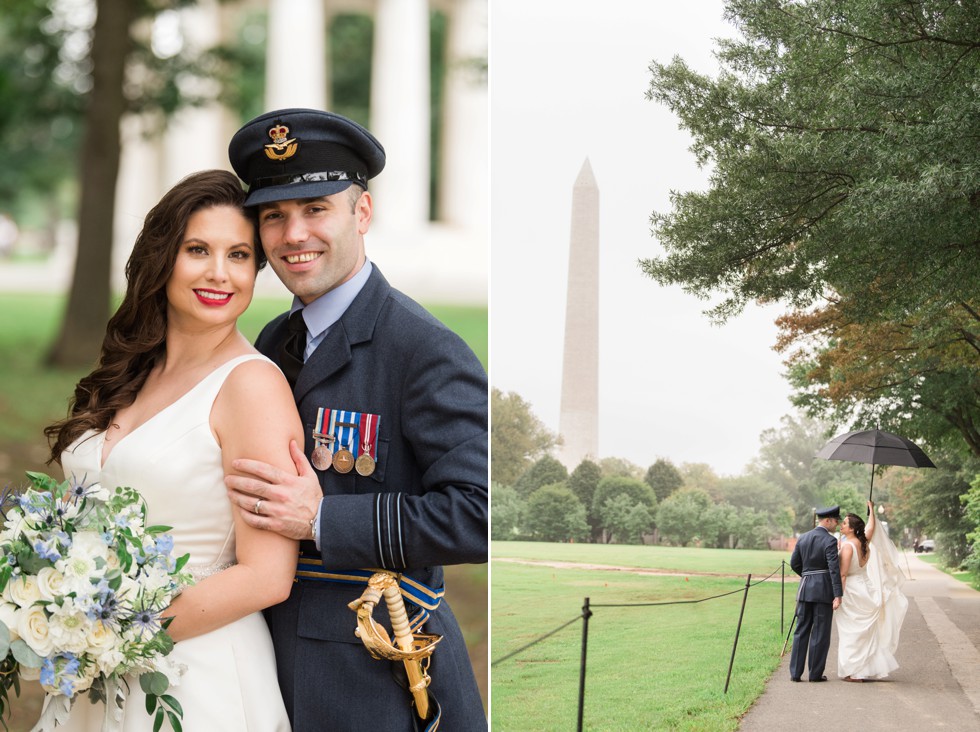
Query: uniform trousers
[{"left": 790, "top": 601, "right": 833, "bottom": 680}]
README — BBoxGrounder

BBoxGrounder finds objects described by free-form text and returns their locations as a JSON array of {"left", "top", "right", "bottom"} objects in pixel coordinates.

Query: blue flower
[
  {"left": 154, "top": 535, "right": 174, "bottom": 555},
  {"left": 40, "top": 658, "right": 56, "bottom": 687},
  {"left": 66, "top": 474, "right": 96, "bottom": 504},
  {"left": 130, "top": 608, "right": 161, "bottom": 639},
  {"left": 33, "top": 537, "right": 62, "bottom": 562}
]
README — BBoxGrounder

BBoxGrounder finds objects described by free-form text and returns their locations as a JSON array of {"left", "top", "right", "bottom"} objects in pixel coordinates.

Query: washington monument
[{"left": 558, "top": 158, "right": 599, "bottom": 469}]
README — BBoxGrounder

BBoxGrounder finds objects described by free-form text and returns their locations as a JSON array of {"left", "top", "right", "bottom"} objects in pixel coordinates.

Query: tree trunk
[{"left": 47, "top": 0, "right": 135, "bottom": 368}]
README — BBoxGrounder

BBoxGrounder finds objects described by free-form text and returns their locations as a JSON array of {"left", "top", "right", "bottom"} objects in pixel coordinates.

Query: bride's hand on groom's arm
[{"left": 226, "top": 439, "right": 322, "bottom": 541}]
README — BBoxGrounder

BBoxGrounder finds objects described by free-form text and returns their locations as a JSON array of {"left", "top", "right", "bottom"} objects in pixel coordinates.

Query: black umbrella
[{"left": 815, "top": 428, "right": 936, "bottom": 502}]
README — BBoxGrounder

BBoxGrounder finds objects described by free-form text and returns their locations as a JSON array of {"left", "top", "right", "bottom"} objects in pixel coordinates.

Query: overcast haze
[{"left": 490, "top": 1, "right": 797, "bottom": 477}]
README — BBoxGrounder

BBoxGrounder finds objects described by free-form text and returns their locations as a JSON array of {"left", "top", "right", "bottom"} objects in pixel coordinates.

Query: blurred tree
[
  {"left": 567, "top": 459, "right": 603, "bottom": 539},
  {"left": 8, "top": 0, "right": 239, "bottom": 367},
  {"left": 748, "top": 413, "right": 867, "bottom": 532},
  {"left": 717, "top": 473, "right": 794, "bottom": 537},
  {"left": 598, "top": 456, "right": 643, "bottom": 479},
  {"left": 591, "top": 475, "right": 656, "bottom": 542},
  {"left": 490, "top": 483, "right": 525, "bottom": 541},
  {"left": 902, "top": 448, "right": 977, "bottom": 567},
  {"left": 490, "top": 388, "right": 559, "bottom": 486},
  {"left": 679, "top": 462, "right": 720, "bottom": 498},
  {"left": 656, "top": 488, "right": 712, "bottom": 547},
  {"left": 644, "top": 458, "right": 683, "bottom": 502},
  {"left": 598, "top": 493, "right": 654, "bottom": 545},
  {"left": 701, "top": 502, "right": 737, "bottom": 549},
  {"left": 962, "top": 474, "right": 980, "bottom": 586},
  {"left": 513, "top": 455, "right": 567, "bottom": 499},
  {"left": 524, "top": 484, "right": 589, "bottom": 543},
  {"left": 0, "top": 0, "right": 83, "bottom": 232}
]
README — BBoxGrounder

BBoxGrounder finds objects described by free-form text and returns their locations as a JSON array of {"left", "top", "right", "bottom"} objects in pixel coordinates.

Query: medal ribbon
[
  {"left": 336, "top": 409, "right": 359, "bottom": 454},
  {"left": 328, "top": 409, "right": 342, "bottom": 455},
  {"left": 358, "top": 412, "right": 380, "bottom": 459},
  {"left": 314, "top": 407, "right": 331, "bottom": 441}
]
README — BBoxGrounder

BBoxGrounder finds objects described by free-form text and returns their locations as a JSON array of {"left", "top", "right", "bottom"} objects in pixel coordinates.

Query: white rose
[
  {"left": 48, "top": 599, "right": 92, "bottom": 655},
  {"left": 0, "top": 601, "right": 21, "bottom": 642},
  {"left": 7, "top": 575, "right": 42, "bottom": 608},
  {"left": 17, "top": 605, "right": 54, "bottom": 657},
  {"left": 72, "top": 662, "right": 98, "bottom": 693},
  {"left": 87, "top": 620, "right": 117, "bottom": 653},
  {"left": 96, "top": 647, "right": 125, "bottom": 676},
  {"left": 72, "top": 531, "right": 109, "bottom": 561},
  {"left": 105, "top": 551, "right": 120, "bottom": 572},
  {"left": 36, "top": 567, "right": 67, "bottom": 602}
]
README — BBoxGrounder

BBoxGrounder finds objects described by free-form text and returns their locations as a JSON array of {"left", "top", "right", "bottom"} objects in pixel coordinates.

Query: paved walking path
[{"left": 739, "top": 552, "right": 980, "bottom": 731}]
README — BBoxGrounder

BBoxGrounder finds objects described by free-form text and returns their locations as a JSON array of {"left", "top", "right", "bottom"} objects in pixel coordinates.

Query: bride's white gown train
[
  {"left": 834, "top": 526, "right": 908, "bottom": 680},
  {"left": 51, "top": 355, "right": 291, "bottom": 731}
]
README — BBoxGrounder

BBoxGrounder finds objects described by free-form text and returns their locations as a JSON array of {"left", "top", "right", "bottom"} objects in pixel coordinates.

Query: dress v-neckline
[{"left": 98, "top": 356, "right": 250, "bottom": 470}]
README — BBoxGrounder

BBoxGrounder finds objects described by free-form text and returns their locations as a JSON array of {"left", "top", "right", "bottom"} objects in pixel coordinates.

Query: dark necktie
[{"left": 280, "top": 309, "right": 306, "bottom": 388}]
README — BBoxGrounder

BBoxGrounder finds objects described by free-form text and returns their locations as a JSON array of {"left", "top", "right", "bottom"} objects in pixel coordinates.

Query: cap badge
[{"left": 264, "top": 123, "right": 298, "bottom": 161}]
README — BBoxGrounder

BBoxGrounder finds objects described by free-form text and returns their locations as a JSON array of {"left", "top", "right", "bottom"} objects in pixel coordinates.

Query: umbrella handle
[{"left": 868, "top": 464, "right": 875, "bottom": 513}]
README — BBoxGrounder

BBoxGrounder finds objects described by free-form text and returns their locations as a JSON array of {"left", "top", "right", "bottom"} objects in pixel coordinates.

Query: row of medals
[{"left": 311, "top": 432, "right": 375, "bottom": 476}]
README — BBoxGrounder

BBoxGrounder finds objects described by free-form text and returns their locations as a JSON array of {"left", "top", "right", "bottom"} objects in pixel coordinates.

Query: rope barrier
[
  {"left": 490, "top": 613, "right": 585, "bottom": 667},
  {"left": 493, "top": 562, "right": 788, "bottom": 662}
]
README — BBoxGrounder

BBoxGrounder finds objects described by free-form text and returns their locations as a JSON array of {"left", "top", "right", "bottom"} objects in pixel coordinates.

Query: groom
[
  {"left": 224, "top": 108, "right": 488, "bottom": 730},
  {"left": 789, "top": 505, "right": 843, "bottom": 682}
]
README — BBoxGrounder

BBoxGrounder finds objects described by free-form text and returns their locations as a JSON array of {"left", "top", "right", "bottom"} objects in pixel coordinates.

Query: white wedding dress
[
  {"left": 834, "top": 526, "right": 909, "bottom": 680},
  {"left": 50, "top": 355, "right": 291, "bottom": 731}
]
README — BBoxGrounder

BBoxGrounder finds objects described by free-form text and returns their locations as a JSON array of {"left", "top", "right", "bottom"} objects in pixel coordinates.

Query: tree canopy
[
  {"left": 524, "top": 484, "right": 590, "bottom": 543},
  {"left": 645, "top": 0, "right": 979, "bottom": 322},
  {"left": 491, "top": 388, "right": 560, "bottom": 486},
  {"left": 644, "top": 458, "right": 684, "bottom": 503},
  {"left": 645, "top": 0, "right": 980, "bottom": 485}
]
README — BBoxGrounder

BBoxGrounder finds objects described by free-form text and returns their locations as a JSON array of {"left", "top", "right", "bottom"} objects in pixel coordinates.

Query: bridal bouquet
[{"left": 0, "top": 472, "right": 193, "bottom": 731}]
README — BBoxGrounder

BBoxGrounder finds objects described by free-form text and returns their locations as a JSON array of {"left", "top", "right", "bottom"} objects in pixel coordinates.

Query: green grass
[
  {"left": 493, "top": 540, "right": 793, "bottom": 576},
  {"left": 491, "top": 545, "right": 794, "bottom": 731}
]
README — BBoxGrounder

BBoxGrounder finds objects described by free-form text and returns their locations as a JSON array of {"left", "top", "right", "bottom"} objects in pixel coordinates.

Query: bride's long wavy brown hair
[
  {"left": 45, "top": 170, "right": 263, "bottom": 464},
  {"left": 845, "top": 513, "right": 869, "bottom": 558}
]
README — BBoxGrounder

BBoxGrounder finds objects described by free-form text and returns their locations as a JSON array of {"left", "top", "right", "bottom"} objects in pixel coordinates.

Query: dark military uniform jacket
[
  {"left": 790, "top": 525, "right": 843, "bottom": 603},
  {"left": 256, "top": 265, "right": 488, "bottom": 731}
]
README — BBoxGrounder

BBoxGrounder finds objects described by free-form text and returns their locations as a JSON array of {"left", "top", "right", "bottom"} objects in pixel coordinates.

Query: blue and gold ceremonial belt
[{"left": 296, "top": 554, "right": 445, "bottom": 630}]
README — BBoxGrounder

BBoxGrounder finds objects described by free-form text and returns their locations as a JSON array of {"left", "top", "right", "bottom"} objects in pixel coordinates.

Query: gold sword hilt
[{"left": 349, "top": 572, "right": 442, "bottom": 721}]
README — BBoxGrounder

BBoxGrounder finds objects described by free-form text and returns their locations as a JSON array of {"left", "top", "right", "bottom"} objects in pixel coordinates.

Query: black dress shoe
[
  {"left": 810, "top": 676, "right": 828, "bottom": 682},
  {"left": 790, "top": 677, "right": 802, "bottom": 682}
]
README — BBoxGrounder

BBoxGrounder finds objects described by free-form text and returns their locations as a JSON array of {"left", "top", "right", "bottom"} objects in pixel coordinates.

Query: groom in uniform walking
[
  {"left": 224, "top": 108, "right": 487, "bottom": 730},
  {"left": 789, "top": 506, "right": 843, "bottom": 682}
]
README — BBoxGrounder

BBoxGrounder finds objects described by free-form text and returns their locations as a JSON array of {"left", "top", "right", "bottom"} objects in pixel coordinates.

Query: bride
[
  {"left": 834, "top": 500, "right": 909, "bottom": 682},
  {"left": 42, "top": 170, "right": 301, "bottom": 730}
]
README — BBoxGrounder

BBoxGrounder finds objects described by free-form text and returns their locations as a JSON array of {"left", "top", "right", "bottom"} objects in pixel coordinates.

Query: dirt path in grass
[{"left": 493, "top": 556, "right": 783, "bottom": 579}]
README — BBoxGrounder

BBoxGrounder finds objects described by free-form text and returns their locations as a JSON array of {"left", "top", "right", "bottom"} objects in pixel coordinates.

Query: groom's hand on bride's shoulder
[{"left": 225, "top": 440, "right": 322, "bottom": 541}]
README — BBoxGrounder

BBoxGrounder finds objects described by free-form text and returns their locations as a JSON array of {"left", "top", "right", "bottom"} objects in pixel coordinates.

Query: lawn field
[{"left": 491, "top": 542, "right": 796, "bottom": 731}]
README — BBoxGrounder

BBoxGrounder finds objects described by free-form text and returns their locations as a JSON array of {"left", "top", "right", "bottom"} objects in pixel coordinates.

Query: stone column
[
  {"left": 163, "top": 0, "right": 229, "bottom": 186},
  {"left": 265, "top": 0, "right": 327, "bottom": 111},
  {"left": 439, "top": 0, "right": 487, "bottom": 231},
  {"left": 558, "top": 159, "right": 600, "bottom": 470},
  {"left": 369, "top": 0, "right": 430, "bottom": 229}
]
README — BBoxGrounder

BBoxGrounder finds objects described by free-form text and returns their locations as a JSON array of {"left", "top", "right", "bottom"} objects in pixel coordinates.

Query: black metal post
[
  {"left": 724, "top": 574, "right": 752, "bottom": 694},
  {"left": 577, "top": 597, "right": 592, "bottom": 732},
  {"left": 780, "top": 561, "right": 785, "bottom": 636}
]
